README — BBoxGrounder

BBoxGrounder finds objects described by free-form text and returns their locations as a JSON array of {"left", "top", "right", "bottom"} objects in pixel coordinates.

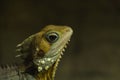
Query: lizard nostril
[
  {"left": 66, "top": 29, "right": 70, "bottom": 32},
  {"left": 65, "top": 27, "right": 73, "bottom": 33}
]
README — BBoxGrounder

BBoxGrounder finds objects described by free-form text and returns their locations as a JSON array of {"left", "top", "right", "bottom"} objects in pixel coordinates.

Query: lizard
[{"left": 0, "top": 25, "right": 73, "bottom": 80}]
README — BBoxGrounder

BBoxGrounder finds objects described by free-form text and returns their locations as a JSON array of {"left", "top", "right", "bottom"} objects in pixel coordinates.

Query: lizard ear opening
[{"left": 45, "top": 32, "right": 59, "bottom": 43}]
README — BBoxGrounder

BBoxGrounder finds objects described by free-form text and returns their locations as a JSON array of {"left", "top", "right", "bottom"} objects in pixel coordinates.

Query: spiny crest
[{"left": 0, "top": 64, "right": 19, "bottom": 78}]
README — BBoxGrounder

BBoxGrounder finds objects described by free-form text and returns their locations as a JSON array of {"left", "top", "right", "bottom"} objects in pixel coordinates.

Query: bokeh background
[{"left": 0, "top": 0, "right": 120, "bottom": 80}]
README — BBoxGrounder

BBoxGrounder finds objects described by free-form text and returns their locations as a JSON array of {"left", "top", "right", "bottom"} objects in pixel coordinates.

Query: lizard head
[
  {"left": 16, "top": 25, "right": 73, "bottom": 73},
  {"left": 32, "top": 25, "right": 73, "bottom": 72}
]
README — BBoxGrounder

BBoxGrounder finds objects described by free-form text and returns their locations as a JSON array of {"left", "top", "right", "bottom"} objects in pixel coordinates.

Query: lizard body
[{"left": 0, "top": 25, "right": 73, "bottom": 80}]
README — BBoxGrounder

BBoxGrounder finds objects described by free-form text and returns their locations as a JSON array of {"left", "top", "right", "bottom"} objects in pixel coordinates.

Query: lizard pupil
[{"left": 45, "top": 32, "right": 59, "bottom": 43}]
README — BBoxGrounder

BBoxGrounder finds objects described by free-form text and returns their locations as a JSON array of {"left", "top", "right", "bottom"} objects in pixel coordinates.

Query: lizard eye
[{"left": 45, "top": 32, "right": 59, "bottom": 43}]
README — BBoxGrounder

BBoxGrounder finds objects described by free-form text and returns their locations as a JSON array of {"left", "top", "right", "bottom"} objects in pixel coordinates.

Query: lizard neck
[
  {"left": 35, "top": 59, "right": 59, "bottom": 80},
  {"left": 19, "top": 59, "right": 59, "bottom": 80}
]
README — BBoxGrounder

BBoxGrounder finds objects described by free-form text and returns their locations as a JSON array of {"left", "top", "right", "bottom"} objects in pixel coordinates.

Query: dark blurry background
[{"left": 0, "top": 0, "right": 120, "bottom": 80}]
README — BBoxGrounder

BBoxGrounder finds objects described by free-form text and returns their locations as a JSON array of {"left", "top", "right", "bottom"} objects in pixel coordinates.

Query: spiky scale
[{"left": 0, "top": 65, "right": 36, "bottom": 80}]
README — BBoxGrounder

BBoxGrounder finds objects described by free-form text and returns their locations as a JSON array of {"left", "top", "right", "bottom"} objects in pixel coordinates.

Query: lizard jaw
[{"left": 33, "top": 39, "right": 70, "bottom": 72}]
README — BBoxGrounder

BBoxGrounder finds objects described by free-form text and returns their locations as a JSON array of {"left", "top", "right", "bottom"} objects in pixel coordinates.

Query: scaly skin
[{"left": 0, "top": 25, "right": 73, "bottom": 80}]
